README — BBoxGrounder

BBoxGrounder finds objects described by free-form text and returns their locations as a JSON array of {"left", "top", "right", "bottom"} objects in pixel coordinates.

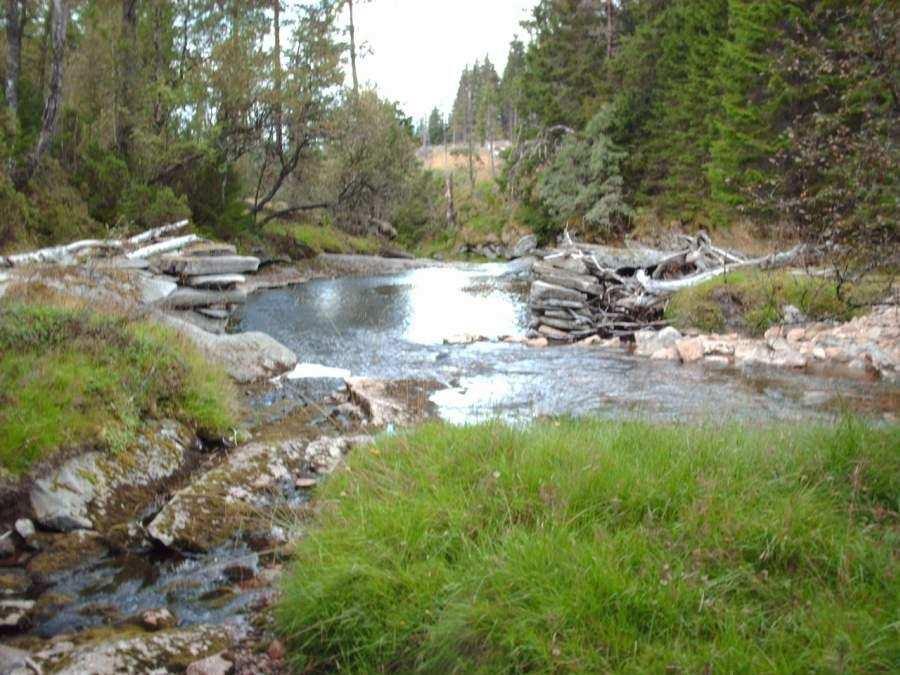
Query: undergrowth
[
  {"left": 665, "top": 270, "right": 886, "bottom": 335},
  {"left": 277, "top": 418, "right": 899, "bottom": 673},
  {"left": 0, "top": 301, "right": 239, "bottom": 475}
]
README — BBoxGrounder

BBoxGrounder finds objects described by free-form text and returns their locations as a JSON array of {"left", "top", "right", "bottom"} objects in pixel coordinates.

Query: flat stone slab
[
  {"left": 160, "top": 288, "right": 247, "bottom": 309},
  {"left": 186, "top": 274, "right": 246, "bottom": 289},
  {"left": 147, "top": 439, "right": 310, "bottom": 552},
  {"left": 160, "top": 255, "right": 260, "bottom": 276},
  {"left": 30, "top": 421, "right": 190, "bottom": 532},
  {"left": 160, "top": 314, "right": 298, "bottom": 383},
  {"left": 182, "top": 241, "right": 238, "bottom": 257},
  {"left": 31, "top": 623, "right": 240, "bottom": 674}
]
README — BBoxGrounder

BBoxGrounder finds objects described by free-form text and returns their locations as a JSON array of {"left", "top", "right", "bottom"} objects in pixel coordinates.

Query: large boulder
[
  {"left": 31, "top": 623, "right": 239, "bottom": 675},
  {"left": 634, "top": 327, "right": 683, "bottom": 357},
  {"left": 346, "top": 378, "right": 440, "bottom": 427},
  {"left": 510, "top": 234, "right": 538, "bottom": 259},
  {"left": 160, "top": 314, "right": 297, "bottom": 383},
  {"left": 147, "top": 438, "right": 310, "bottom": 552},
  {"left": 30, "top": 421, "right": 190, "bottom": 533}
]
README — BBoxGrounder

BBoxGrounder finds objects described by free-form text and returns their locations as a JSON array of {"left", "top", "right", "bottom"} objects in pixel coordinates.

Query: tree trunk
[
  {"left": 273, "top": 0, "right": 283, "bottom": 154},
  {"left": 445, "top": 174, "right": 456, "bottom": 229},
  {"left": 606, "top": 0, "right": 614, "bottom": 58},
  {"left": 466, "top": 81, "right": 475, "bottom": 189},
  {"left": 347, "top": 0, "right": 359, "bottom": 95},
  {"left": 117, "top": 0, "right": 139, "bottom": 162},
  {"left": 16, "top": 0, "right": 68, "bottom": 188},
  {"left": 5, "top": 0, "right": 23, "bottom": 117}
]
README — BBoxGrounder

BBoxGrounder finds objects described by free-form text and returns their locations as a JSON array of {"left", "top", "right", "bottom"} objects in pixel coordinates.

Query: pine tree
[{"left": 707, "top": 0, "right": 799, "bottom": 213}]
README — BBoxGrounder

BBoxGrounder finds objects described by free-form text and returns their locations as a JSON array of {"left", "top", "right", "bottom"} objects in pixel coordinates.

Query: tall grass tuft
[{"left": 277, "top": 419, "right": 899, "bottom": 673}]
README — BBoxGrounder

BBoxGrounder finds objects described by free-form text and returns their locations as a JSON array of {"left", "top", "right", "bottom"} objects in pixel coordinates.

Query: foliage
[
  {"left": 277, "top": 418, "right": 899, "bottom": 672},
  {"left": 0, "top": 299, "right": 238, "bottom": 475},
  {"left": 664, "top": 269, "right": 886, "bottom": 335},
  {"left": 537, "top": 105, "right": 632, "bottom": 237},
  {"left": 495, "top": 0, "right": 898, "bottom": 262},
  {"left": 323, "top": 91, "right": 422, "bottom": 235}
]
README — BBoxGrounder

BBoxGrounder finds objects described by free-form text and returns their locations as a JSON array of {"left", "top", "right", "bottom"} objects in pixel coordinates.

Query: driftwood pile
[
  {"left": 0, "top": 220, "right": 263, "bottom": 332},
  {"left": 529, "top": 233, "right": 806, "bottom": 341}
]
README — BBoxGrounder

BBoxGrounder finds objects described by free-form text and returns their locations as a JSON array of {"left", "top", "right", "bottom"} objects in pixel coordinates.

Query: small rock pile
[{"left": 632, "top": 305, "right": 899, "bottom": 381}]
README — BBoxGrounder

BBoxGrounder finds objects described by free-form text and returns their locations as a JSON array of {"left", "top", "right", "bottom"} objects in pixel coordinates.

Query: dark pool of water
[{"left": 237, "top": 262, "right": 895, "bottom": 424}]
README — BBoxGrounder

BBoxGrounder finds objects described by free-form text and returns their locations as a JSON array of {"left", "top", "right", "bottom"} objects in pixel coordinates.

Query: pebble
[
  {"left": 186, "top": 652, "right": 233, "bottom": 675},
  {"left": 267, "top": 639, "right": 286, "bottom": 661},
  {"left": 14, "top": 519, "right": 35, "bottom": 540},
  {"left": 140, "top": 607, "right": 177, "bottom": 631}
]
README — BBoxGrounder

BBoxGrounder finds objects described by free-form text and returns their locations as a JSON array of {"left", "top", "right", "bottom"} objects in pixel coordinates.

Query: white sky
[{"left": 345, "top": 0, "right": 535, "bottom": 122}]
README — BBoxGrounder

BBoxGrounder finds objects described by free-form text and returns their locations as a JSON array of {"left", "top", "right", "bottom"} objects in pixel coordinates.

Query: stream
[
  {"left": 237, "top": 260, "right": 894, "bottom": 424},
  {"left": 15, "top": 260, "right": 895, "bottom": 648}
]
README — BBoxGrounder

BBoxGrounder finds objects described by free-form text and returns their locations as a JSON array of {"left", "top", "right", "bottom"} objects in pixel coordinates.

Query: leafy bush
[{"left": 277, "top": 419, "right": 899, "bottom": 673}]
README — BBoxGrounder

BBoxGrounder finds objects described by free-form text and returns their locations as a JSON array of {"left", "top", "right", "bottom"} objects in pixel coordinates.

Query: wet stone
[
  {"left": 0, "top": 599, "right": 35, "bottom": 630},
  {"left": 140, "top": 607, "right": 178, "bottom": 632},
  {"left": 0, "top": 568, "right": 31, "bottom": 595}
]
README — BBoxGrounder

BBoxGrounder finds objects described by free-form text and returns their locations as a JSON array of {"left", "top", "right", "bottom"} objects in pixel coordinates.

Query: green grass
[
  {"left": 277, "top": 419, "right": 899, "bottom": 673},
  {"left": 0, "top": 301, "right": 239, "bottom": 475},
  {"left": 264, "top": 221, "right": 379, "bottom": 257},
  {"left": 665, "top": 270, "right": 886, "bottom": 335}
]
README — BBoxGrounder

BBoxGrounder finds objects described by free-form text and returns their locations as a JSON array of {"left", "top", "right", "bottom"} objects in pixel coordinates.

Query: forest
[{"left": 0, "top": 0, "right": 896, "bottom": 267}]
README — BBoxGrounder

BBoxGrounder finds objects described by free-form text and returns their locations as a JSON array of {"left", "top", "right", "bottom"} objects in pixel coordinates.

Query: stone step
[
  {"left": 159, "top": 288, "right": 247, "bottom": 309},
  {"left": 159, "top": 255, "right": 260, "bottom": 276},
  {"left": 182, "top": 241, "right": 238, "bottom": 257},
  {"left": 185, "top": 273, "right": 246, "bottom": 289}
]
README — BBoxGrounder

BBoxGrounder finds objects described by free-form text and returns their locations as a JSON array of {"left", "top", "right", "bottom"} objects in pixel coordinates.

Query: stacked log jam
[
  {"left": 0, "top": 220, "right": 264, "bottom": 333},
  {"left": 529, "top": 234, "right": 806, "bottom": 342}
]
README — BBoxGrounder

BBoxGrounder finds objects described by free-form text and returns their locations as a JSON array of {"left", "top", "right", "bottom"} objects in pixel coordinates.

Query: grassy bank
[
  {"left": 264, "top": 221, "right": 381, "bottom": 257},
  {"left": 0, "top": 299, "right": 239, "bottom": 476},
  {"left": 277, "top": 419, "right": 899, "bottom": 673},
  {"left": 665, "top": 270, "right": 886, "bottom": 336}
]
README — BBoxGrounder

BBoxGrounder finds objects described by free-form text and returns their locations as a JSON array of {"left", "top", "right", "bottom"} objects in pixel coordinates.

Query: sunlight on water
[{"left": 402, "top": 268, "right": 524, "bottom": 344}]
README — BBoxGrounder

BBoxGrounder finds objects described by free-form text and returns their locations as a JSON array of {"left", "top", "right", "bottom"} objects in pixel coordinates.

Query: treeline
[
  {"left": 498, "top": 0, "right": 897, "bottom": 259},
  {"left": 421, "top": 42, "right": 525, "bottom": 148},
  {"left": 0, "top": 0, "right": 436, "bottom": 251}
]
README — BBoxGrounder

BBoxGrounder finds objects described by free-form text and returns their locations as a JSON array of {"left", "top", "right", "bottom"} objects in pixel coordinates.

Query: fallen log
[
  {"left": 126, "top": 219, "right": 190, "bottom": 246},
  {"left": 635, "top": 244, "right": 806, "bottom": 294},
  {"left": 2, "top": 239, "right": 124, "bottom": 267},
  {"left": 126, "top": 234, "right": 202, "bottom": 260}
]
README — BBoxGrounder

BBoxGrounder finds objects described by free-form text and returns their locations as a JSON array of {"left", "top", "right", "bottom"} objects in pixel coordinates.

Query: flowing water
[{"left": 237, "top": 261, "right": 895, "bottom": 424}]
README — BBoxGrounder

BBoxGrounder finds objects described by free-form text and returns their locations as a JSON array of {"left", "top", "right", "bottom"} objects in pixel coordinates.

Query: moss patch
[
  {"left": 0, "top": 301, "right": 239, "bottom": 476},
  {"left": 664, "top": 270, "right": 886, "bottom": 335},
  {"left": 277, "top": 418, "right": 899, "bottom": 673}
]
